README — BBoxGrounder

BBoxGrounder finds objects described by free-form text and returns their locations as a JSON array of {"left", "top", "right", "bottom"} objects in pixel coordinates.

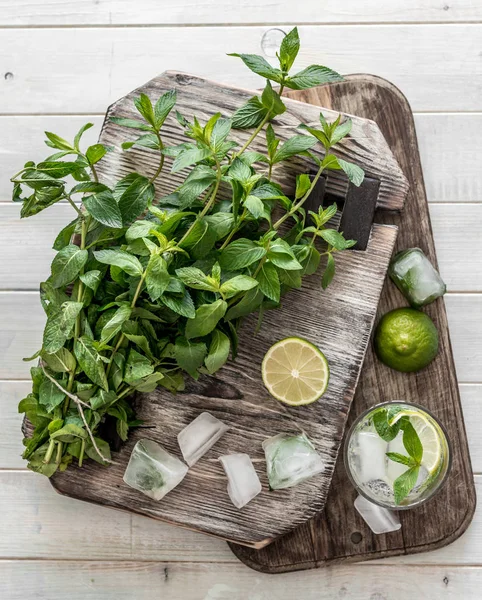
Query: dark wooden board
[
  {"left": 47, "top": 72, "right": 403, "bottom": 548},
  {"left": 229, "top": 75, "right": 477, "bottom": 570}
]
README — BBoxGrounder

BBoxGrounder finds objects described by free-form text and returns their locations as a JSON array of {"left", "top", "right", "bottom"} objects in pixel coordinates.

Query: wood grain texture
[
  {"left": 43, "top": 71, "right": 403, "bottom": 547},
  {"left": 2, "top": 560, "right": 481, "bottom": 600},
  {"left": 2, "top": 26, "right": 482, "bottom": 113},
  {"left": 96, "top": 72, "right": 407, "bottom": 210},
  {"left": 2, "top": 0, "right": 480, "bottom": 26},
  {"left": 3, "top": 114, "right": 482, "bottom": 204},
  {"left": 230, "top": 75, "right": 476, "bottom": 570}
]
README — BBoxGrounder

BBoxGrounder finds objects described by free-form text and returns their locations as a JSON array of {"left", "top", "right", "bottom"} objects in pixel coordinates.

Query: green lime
[
  {"left": 262, "top": 337, "right": 330, "bottom": 406},
  {"left": 374, "top": 308, "right": 439, "bottom": 372}
]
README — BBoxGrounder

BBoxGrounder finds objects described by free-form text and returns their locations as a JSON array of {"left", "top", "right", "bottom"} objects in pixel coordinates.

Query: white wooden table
[{"left": 1, "top": 2, "right": 481, "bottom": 598}]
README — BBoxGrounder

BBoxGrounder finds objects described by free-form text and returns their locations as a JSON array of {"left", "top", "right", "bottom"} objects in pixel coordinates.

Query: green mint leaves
[
  {"left": 374, "top": 408, "right": 424, "bottom": 504},
  {"left": 12, "top": 27, "right": 364, "bottom": 478}
]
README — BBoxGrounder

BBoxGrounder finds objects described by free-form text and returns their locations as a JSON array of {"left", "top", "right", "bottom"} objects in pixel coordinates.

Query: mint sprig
[{"left": 374, "top": 408, "right": 424, "bottom": 504}]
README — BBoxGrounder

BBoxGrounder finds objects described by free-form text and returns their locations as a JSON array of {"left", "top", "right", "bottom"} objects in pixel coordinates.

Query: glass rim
[{"left": 343, "top": 400, "right": 453, "bottom": 511}]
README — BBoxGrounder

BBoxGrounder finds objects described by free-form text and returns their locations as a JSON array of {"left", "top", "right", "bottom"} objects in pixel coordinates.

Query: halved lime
[
  {"left": 389, "top": 409, "right": 442, "bottom": 473},
  {"left": 262, "top": 337, "right": 330, "bottom": 406}
]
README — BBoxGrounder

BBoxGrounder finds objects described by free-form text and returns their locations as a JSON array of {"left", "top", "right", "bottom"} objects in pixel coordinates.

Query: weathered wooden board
[
  {"left": 47, "top": 72, "right": 402, "bottom": 547},
  {"left": 97, "top": 72, "right": 408, "bottom": 210},
  {"left": 230, "top": 75, "right": 477, "bottom": 569}
]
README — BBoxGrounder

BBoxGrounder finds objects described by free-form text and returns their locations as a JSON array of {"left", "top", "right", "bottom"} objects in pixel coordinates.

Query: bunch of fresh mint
[{"left": 12, "top": 28, "right": 364, "bottom": 476}]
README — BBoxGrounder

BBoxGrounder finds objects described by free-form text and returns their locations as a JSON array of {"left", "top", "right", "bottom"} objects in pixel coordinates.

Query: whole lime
[{"left": 374, "top": 308, "right": 439, "bottom": 372}]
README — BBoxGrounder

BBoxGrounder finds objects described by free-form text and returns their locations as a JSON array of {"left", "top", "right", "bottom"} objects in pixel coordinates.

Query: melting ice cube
[
  {"left": 354, "top": 494, "right": 401, "bottom": 534},
  {"left": 219, "top": 453, "right": 262, "bottom": 508},
  {"left": 177, "top": 412, "right": 229, "bottom": 467},
  {"left": 355, "top": 431, "right": 388, "bottom": 484},
  {"left": 262, "top": 433, "right": 324, "bottom": 490},
  {"left": 389, "top": 247, "right": 446, "bottom": 308},
  {"left": 123, "top": 439, "right": 188, "bottom": 501}
]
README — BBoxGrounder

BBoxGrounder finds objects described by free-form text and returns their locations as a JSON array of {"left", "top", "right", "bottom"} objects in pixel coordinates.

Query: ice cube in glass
[
  {"left": 389, "top": 247, "right": 446, "bottom": 308},
  {"left": 177, "top": 412, "right": 229, "bottom": 467},
  {"left": 355, "top": 431, "right": 388, "bottom": 484},
  {"left": 219, "top": 453, "right": 262, "bottom": 508},
  {"left": 123, "top": 439, "right": 188, "bottom": 501},
  {"left": 354, "top": 494, "right": 401, "bottom": 534},
  {"left": 262, "top": 433, "right": 324, "bottom": 490}
]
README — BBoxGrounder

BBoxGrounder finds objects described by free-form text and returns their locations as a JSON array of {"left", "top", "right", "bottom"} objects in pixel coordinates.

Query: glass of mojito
[{"left": 344, "top": 401, "right": 452, "bottom": 509}]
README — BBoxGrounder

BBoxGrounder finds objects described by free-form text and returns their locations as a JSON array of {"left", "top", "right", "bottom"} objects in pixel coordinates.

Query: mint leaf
[
  {"left": 50, "top": 244, "right": 88, "bottom": 288},
  {"left": 124, "top": 348, "right": 154, "bottom": 385},
  {"left": 321, "top": 253, "right": 335, "bottom": 290},
  {"left": 402, "top": 421, "right": 424, "bottom": 464},
  {"left": 373, "top": 408, "right": 402, "bottom": 442},
  {"left": 228, "top": 53, "right": 283, "bottom": 82},
  {"left": 261, "top": 81, "right": 286, "bottom": 117},
  {"left": 219, "top": 239, "right": 266, "bottom": 270},
  {"left": 174, "top": 337, "right": 207, "bottom": 378},
  {"left": 41, "top": 347, "right": 76, "bottom": 373},
  {"left": 244, "top": 195, "right": 265, "bottom": 219},
  {"left": 256, "top": 262, "right": 280, "bottom": 303},
  {"left": 93, "top": 249, "right": 143, "bottom": 277},
  {"left": 110, "top": 117, "right": 152, "bottom": 131},
  {"left": 232, "top": 96, "right": 268, "bottom": 130},
  {"left": 154, "top": 89, "right": 176, "bottom": 129},
  {"left": 279, "top": 27, "right": 300, "bottom": 72},
  {"left": 84, "top": 190, "right": 123, "bottom": 229},
  {"left": 220, "top": 275, "right": 258, "bottom": 299},
  {"left": 185, "top": 299, "right": 227, "bottom": 339},
  {"left": 205, "top": 329, "right": 231, "bottom": 374},
  {"left": 273, "top": 135, "right": 317, "bottom": 164},
  {"left": 100, "top": 303, "right": 132, "bottom": 344},
  {"left": 171, "top": 147, "right": 212, "bottom": 173},
  {"left": 386, "top": 452, "right": 417, "bottom": 467},
  {"left": 225, "top": 287, "right": 264, "bottom": 321},
  {"left": 74, "top": 336, "right": 109, "bottom": 391},
  {"left": 336, "top": 158, "right": 365, "bottom": 187},
  {"left": 285, "top": 65, "right": 343, "bottom": 90},
  {"left": 134, "top": 93, "right": 156, "bottom": 127},
  {"left": 39, "top": 378, "right": 66, "bottom": 412},
  {"left": 176, "top": 267, "right": 218, "bottom": 292},
  {"left": 393, "top": 465, "right": 420, "bottom": 505},
  {"left": 85, "top": 144, "right": 107, "bottom": 166},
  {"left": 117, "top": 175, "right": 155, "bottom": 225},
  {"left": 43, "top": 301, "right": 83, "bottom": 354},
  {"left": 145, "top": 254, "right": 170, "bottom": 301}
]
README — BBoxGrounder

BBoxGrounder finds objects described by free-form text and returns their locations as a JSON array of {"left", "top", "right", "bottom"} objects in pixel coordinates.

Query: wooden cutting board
[
  {"left": 229, "top": 75, "right": 476, "bottom": 568},
  {"left": 48, "top": 72, "right": 407, "bottom": 548}
]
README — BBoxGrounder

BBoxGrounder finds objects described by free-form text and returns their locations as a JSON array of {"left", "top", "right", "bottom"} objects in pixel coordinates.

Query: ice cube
[
  {"left": 123, "top": 439, "right": 188, "bottom": 501},
  {"left": 356, "top": 431, "right": 388, "bottom": 484},
  {"left": 219, "top": 453, "right": 262, "bottom": 508},
  {"left": 354, "top": 494, "right": 401, "bottom": 534},
  {"left": 177, "top": 412, "right": 229, "bottom": 467},
  {"left": 262, "top": 433, "right": 324, "bottom": 490},
  {"left": 389, "top": 247, "right": 446, "bottom": 308}
]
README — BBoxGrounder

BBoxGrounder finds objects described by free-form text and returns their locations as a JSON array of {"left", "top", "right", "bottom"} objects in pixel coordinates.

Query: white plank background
[{"left": 1, "top": 2, "right": 482, "bottom": 598}]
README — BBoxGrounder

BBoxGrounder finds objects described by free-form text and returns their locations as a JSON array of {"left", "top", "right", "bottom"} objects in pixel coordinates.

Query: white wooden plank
[
  {"left": 1, "top": 0, "right": 481, "bottom": 26},
  {"left": 2, "top": 25, "right": 482, "bottom": 113},
  {"left": 415, "top": 114, "right": 482, "bottom": 203},
  {"left": 0, "top": 292, "right": 480, "bottom": 381},
  {"left": 0, "top": 381, "right": 29, "bottom": 468},
  {"left": 445, "top": 294, "right": 482, "bottom": 383},
  {"left": 2, "top": 113, "right": 482, "bottom": 204},
  {"left": 0, "top": 204, "right": 77, "bottom": 290},
  {"left": 429, "top": 204, "right": 482, "bottom": 291},
  {"left": 0, "top": 202, "right": 479, "bottom": 291},
  {"left": 0, "top": 471, "right": 231, "bottom": 562},
  {"left": 0, "top": 561, "right": 480, "bottom": 599}
]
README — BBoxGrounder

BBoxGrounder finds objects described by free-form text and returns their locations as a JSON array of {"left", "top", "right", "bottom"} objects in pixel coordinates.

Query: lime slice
[
  {"left": 389, "top": 409, "right": 442, "bottom": 473},
  {"left": 261, "top": 337, "right": 330, "bottom": 406}
]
